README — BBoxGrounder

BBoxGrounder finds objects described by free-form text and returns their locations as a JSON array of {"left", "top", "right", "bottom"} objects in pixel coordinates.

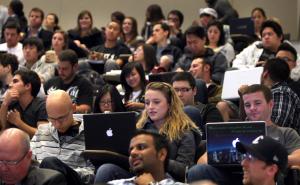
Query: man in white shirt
[{"left": 0, "top": 21, "right": 24, "bottom": 65}]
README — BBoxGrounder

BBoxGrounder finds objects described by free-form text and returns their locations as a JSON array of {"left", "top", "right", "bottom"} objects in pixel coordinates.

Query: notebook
[
  {"left": 83, "top": 112, "right": 137, "bottom": 156},
  {"left": 229, "top": 17, "right": 255, "bottom": 36},
  {"left": 206, "top": 121, "right": 266, "bottom": 166},
  {"left": 221, "top": 67, "right": 263, "bottom": 100}
]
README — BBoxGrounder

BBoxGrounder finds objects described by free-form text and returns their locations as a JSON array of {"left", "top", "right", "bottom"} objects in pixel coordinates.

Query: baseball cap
[
  {"left": 199, "top": 8, "right": 218, "bottom": 19},
  {"left": 236, "top": 135, "right": 288, "bottom": 172}
]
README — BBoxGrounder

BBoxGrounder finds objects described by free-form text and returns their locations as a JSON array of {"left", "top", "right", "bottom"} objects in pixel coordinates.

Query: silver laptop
[{"left": 221, "top": 67, "right": 263, "bottom": 100}]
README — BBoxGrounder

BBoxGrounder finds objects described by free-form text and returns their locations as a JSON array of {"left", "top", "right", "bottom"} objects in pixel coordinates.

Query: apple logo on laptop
[
  {"left": 232, "top": 138, "right": 240, "bottom": 148},
  {"left": 106, "top": 128, "right": 113, "bottom": 137}
]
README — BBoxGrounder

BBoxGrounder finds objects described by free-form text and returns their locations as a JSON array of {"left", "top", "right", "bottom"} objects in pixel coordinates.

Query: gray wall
[{"left": 3, "top": 0, "right": 298, "bottom": 40}]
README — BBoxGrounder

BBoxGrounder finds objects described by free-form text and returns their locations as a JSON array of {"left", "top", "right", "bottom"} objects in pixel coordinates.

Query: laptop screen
[{"left": 206, "top": 121, "right": 266, "bottom": 166}]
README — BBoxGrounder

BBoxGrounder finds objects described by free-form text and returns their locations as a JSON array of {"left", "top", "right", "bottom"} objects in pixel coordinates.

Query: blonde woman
[
  {"left": 94, "top": 82, "right": 201, "bottom": 183},
  {"left": 136, "top": 82, "right": 201, "bottom": 181}
]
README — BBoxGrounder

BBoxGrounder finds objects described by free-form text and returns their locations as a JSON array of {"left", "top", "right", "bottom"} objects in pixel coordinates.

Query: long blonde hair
[{"left": 136, "top": 82, "right": 199, "bottom": 141}]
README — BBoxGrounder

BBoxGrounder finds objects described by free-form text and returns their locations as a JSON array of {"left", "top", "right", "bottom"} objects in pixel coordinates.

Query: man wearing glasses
[
  {"left": 31, "top": 90, "right": 94, "bottom": 185},
  {"left": 171, "top": 72, "right": 223, "bottom": 134},
  {"left": 276, "top": 42, "right": 300, "bottom": 98},
  {"left": 0, "top": 128, "right": 67, "bottom": 185},
  {"left": 236, "top": 136, "right": 288, "bottom": 185}
]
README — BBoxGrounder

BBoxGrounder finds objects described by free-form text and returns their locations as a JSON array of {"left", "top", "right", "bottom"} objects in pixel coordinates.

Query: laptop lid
[
  {"left": 148, "top": 72, "right": 178, "bottom": 84},
  {"left": 229, "top": 17, "right": 255, "bottom": 35},
  {"left": 221, "top": 67, "right": 263, "bottom": 100},
  {"left": 206, "top": 121, "right": 266, "bottom": 167},
  {"left": 83, "top": 112, "right": 137, "bottom": 156}
]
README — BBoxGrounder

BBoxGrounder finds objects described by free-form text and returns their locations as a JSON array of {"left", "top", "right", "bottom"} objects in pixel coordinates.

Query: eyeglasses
[
  {"left": 278, "top": 56, "right": 295, "bottom": 63},
  {"left": 100, "top": 100, "right": 113, "bottom": 106},
  {"left": 0, "top": 151, "right": 28, "bottom": 167},
  {"left": 174, "top": 87, "right": 192, "bottom": 93},
  {"left": 48, "top": 111, "right": 71, "bottom": 123}
]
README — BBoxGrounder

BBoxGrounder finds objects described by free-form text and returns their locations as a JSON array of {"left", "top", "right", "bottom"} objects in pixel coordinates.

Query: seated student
[
  {"left": 171, "top": 72, "right": 223, "bottom": 136},
  {"left": 175, "top": 26, "right": 227, "bottom": 84},
  {"left": 236, "top": 136, "right": 288, "bottom": 185},
  {"left": 167, "top": 10, "right": 185, "bottom": 50},
  {"left": 276, "top": 42, "right": 300, "bottom": 97},
  {"left": 260, "top": 58, "right": 300, "bottom": 133},
  {"left": 251, "top": 7, "right": 267, "bottom": 40},
  {"left": 0, "top": 21, "right": 25, "bottom": 65},
  {"left": 120, "top": 62, "right": 146, "bottom": 112},
  {"left": 0, "top": 70, "right": 47, "bottom": 137},
  {"left": 22, "top": 7, "right": 53, "bottom": 50},
  {"left": 122, "top": 16, "right": 140, "bottom": 51},
  {"left": 43, "top": 13, "right": 60, "bottom": 32},
  {"left": 193, "top": 8, "right": 218, "bottom": 29},
  {"left": 187, "top": 84, "right": 300, "bottom": 185},
  {"left": 90, "top": 21, "right": 131, "bottom": 72},
  {"left": 31, "top": 90, "right": 95, "bottom": 185},
  {"left": 68, "top": 10, "right": 103, "bottom": 58},
  {"left": 232, "top": 20, "right": 284, "bottom": 69},
  {"left": 206, "top": 21, "right": 235, "bottom": 66},
  {"left": 0, "top": 128, "right": 67, "bottom": 185},
  {"left": 130, "top": 43, "right": 165, "bottom": 75},
  {"left": 107, "top": 130, "right": 186, "bottom": 185},
  {"left": 39, "top": 30, "right": 68, "bottom": 67},
  {"left": 93, "top": 84, "right": 126, "bottom": 113},
  {"left": 146, "top": 22, "right": 182, "bottom": 71},
  {"left": 95, "top": 82, "right": 201, "bottom": 183},
  {"left": 0, "top": 53, "right": 19, "bottom": 101},
  {"left": 44, "top": 49, "right": 93, "bottom": 113},
  {"left": 22, "top": 37, "right": 56, "bottom": 83},
  {"left": 189, "top": 58, "right": 222, "bottom": 104}
]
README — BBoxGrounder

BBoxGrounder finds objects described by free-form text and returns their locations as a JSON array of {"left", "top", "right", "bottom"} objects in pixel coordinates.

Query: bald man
[
  {"left": 31, "top": 90, "right": 94, "bottom": 185},
  {"left": 0, "top": 128, "right": 66, "bottom": 185}
]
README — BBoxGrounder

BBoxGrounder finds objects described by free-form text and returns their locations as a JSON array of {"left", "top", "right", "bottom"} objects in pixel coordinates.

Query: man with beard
[{"left": 107, "top": 130, "right": 186, "bottom": 185}]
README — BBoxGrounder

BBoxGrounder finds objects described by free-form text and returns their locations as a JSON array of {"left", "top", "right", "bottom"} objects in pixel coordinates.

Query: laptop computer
[
  {"left": 83, "top": 112, "right": 137, "bottom": 156},
  {"left": 229, "top": 17, "right": 255, "bottom": 36},
  {"left": 206, "top": 121, "right": 266, "bottom": 167},
  {"left": 148, "top": 72, "right": 178, "bottom": 84},
  {"left": 221, "top": 67, "right": 263, "bottom": 100}
]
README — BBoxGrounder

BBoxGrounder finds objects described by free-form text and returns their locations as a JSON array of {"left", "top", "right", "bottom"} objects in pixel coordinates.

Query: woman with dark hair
[
  {"left": 5, "top": 0, "right": 27, "bottom": 33},
  {"left": 141, "top": 4, "right": 165, "bottom": 40},
  {"left": 122, "top": 16, "right": 139, "bottom": 50},
  {"left": 251, "top": 7, "right": 267, "bottom": 39},
  {"left": 206, "top": 21, "right": 235, "bottom": 66},
  {"left": 94, "top": 84, "right": 126, "bottom": 113},
  {"left": 68, "top": 10, "right": 103, "bottom": 58},
  {"left": 120, "top": 62, "right": 147, "bottom": 111},
  {"left": 131, "top": 43, "right": 164, "bottom": 74},
  {"left": 43, "top": 13, "right": 60, "bottom": 32}
]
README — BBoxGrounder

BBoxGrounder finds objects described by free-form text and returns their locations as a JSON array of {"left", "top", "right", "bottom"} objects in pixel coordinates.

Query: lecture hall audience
[{"left": 0, "top": 2, "right": 299, "bottom": 185}]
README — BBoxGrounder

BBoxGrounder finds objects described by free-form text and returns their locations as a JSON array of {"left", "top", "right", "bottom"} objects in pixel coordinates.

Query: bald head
[
  {"left": 0, "top": 128, "right": 30, "bottom": 154},
  {"left": 46, "top": 90, "right": 73, "bottom": 109},
  {"left": 46, "top": 90, "right": 75, "bottom": 133}
]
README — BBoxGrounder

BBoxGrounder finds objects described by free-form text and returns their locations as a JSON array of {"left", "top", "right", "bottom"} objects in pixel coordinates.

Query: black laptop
[
  {"left": 206, "top": 121, "right": 266, "bottom": 167},
  {"left": 229, "top": 17, "right": 255, "bottom": 36},
  {"left": 83, "top": 112, "right": 137, "bottom": 156}
]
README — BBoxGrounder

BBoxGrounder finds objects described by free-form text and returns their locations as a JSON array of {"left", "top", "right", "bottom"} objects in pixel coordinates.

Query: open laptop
[
  {"left": 229, "top": 17, "right": 255, "bottom": 36},
  {"left": 83, "top": 112, "right": 137, "bottom": 156},
  {"left": 206, "top": 121, "right": 266, "bottom": 167},
  {"left": 221, "top": 67, "right": 263, "bottom": 100},
  {"left": 148, "top": 72, "right": 178, "bottom": 84}
]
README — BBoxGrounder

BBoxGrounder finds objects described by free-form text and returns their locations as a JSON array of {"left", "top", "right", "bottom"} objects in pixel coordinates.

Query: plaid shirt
[{"left": 271, "top": 82, "right": 300, "bottom": 133}]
